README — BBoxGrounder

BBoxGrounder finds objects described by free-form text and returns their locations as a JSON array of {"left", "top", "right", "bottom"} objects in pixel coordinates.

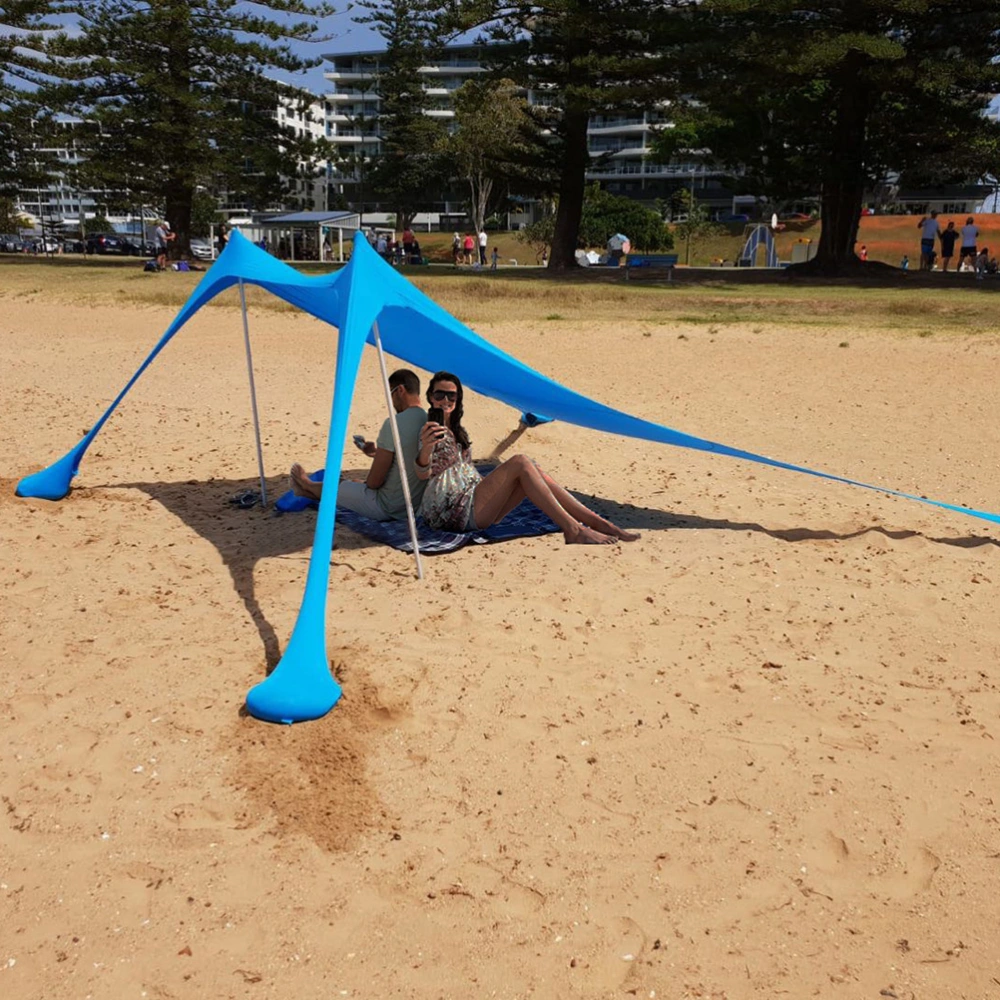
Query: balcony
[
  {"left": 590, "top": 139, "right": 646, "bottom": 154},
  {"left": 588, "top": 121, "right": 650, "bottom": 136},
  {"left": 327, "top": 91, "right": 380, "bottom": 102},
  {"left": 419, "top": 62, "right": 484, "bottom": 74},
  {"left": 590, "top": 115, "right": 646, "bottom": 128},
  {"left": 326, "top": 67, "right": 380, "bottom": 81}
]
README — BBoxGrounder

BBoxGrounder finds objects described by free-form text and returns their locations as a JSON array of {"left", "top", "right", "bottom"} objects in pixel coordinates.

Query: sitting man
[{"left": 290, "top": 368, "right": 427, "bottom": 521}]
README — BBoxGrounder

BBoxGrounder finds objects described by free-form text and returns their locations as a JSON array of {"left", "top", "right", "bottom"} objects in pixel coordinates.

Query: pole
[
  {"left": 372, "top": 320, "right": 423, "bottom": 580},
  {"left": 686, "top": 165, "right": 695, "bottom": 267},
  {"left": 238, "top": 279, "right": 268, "bottom": 508}
]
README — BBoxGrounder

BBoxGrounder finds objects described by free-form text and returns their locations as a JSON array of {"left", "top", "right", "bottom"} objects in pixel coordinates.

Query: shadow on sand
[{"left": 100, "top": 473, "right": 998, "bottom": 671}]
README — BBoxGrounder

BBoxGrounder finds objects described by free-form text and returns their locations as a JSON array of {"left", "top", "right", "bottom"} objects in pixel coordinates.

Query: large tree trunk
[
  {"left": 164, "top": 179, "right": 193, "bottom": 260},
  {"left": 811, "top": 176, "right": 865, "bottom": 269},
  {"left": 795, "top": 65, "right": 869, "bottom": 275},
  {"left": 549, "top": 106, "right": 590, "bottom": 270}
]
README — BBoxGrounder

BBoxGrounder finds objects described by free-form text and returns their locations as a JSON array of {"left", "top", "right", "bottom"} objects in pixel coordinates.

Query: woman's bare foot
[
  {"left": 565, "top": 524, "right": 617, "bottom": 545},
  {"left": 608, "top": 525, "right": 641, "bottom": 542},
  {"left": 290, "top": 463, "right": 322, "bottom": 502}
]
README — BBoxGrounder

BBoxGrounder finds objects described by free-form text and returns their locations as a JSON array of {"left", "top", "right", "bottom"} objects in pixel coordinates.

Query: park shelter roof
[{"left": 260, "top": 211, "right": 360, "bottom": 226}]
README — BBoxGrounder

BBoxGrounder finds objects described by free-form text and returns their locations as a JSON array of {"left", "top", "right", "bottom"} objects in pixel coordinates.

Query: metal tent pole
[
  {"left": 372, "top": 320, "right": 423, "bottom": 580},
  {"left": 238, "top": 279, "right": 268, "bottom": 508}
]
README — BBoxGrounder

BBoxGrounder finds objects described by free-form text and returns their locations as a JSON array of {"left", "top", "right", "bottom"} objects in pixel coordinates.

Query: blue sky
[{"left": 1, "top": 3, "right": 382, "bottom": 96}]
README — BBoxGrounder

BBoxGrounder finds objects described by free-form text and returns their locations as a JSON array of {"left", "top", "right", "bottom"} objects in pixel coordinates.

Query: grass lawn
[
  {"left": 386, "top": 215, "right": 1000, "bottom": 269},
  {"left": 2, "top": 247, "right": 1000, "bottom": 337}
]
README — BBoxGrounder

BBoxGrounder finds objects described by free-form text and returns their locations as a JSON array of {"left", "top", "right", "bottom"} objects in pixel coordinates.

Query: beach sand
[{"left": 3, "top": 288, "right": 1000, "bottom": 999}]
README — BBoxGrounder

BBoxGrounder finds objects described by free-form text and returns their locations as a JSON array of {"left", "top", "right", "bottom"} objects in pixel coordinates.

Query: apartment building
[
  {"left": 15, "top": 92, "right": 330, "bottom": 231},
  {"left": 14, "top": 121, "right": 115, "bottom": 227},
  {"left": 322, "top": 42, "right": 730, "bottom": 225},
  {"left": 322, "top": 44, "right": 487, "bottom": 224},
  {"left": 273, "top": 88, "right": 329, "bottom": 213}
]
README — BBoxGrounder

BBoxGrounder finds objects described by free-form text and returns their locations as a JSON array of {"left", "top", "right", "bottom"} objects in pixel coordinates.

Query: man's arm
[{"left": 365, "top": 448, "right": 395, "bottom": 489}]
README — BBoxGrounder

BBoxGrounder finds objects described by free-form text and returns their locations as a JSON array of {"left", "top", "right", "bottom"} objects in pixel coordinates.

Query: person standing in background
[
  {"left": 959, "top": 216, "right": 980, "bottom": 272},
  {"left": 939, "top": 220, "right": 959, "bottom": 272},
  {"left": 917, "top": 211, "right": 940, "bottom": 271},
  {"left": 154, "top": 220, "right": 175, "bottom": 271}
]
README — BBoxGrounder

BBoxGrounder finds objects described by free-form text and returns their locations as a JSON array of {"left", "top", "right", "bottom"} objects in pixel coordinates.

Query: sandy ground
[{"left": 3, "top": 286, "right": 1000, "bottom": 1000}]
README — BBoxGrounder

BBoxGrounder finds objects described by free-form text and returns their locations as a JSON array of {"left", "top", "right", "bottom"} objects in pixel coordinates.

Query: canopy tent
[{"left": 16, "top": 231, "right": 1000, "bottom": 725}]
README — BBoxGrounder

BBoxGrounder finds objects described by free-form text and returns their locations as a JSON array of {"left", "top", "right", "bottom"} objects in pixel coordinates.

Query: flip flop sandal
[{"left": 228, "top": 489, "right": 261, "bottom": 509}]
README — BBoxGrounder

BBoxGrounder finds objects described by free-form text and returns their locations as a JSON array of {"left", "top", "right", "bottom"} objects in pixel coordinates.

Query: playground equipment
[{"left": 738, "top": 224, "right": 779, "bottom": 267}]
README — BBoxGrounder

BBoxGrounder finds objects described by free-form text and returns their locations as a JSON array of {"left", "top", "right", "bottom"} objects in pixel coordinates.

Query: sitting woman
[{"left": 416, "top": 371, "right": 639, "bottom": 546}]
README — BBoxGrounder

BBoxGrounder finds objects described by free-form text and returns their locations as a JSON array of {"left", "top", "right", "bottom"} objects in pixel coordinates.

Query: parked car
[
  {"left": 189, "top": 239, "right": 213, "bottom": 260},
  {"left": 122, "top": 238, "right": 156, "bottom": 257},
  {"left": 780, "top": 212, "right": 812, "bottom": 221},
  {"left": 85, "top": 232, "right": 130, "bottom": 254},
  {"left": 22, "top": 236, "right": 62, "bottom": 254},
  {"left": 0, "top": 233, "right": 25, "bottom": 253}
]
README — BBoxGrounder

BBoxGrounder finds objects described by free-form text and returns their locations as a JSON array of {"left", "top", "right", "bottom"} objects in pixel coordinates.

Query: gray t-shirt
[{"left": 375, "top": 406, "right": 427, "bottom": 518}]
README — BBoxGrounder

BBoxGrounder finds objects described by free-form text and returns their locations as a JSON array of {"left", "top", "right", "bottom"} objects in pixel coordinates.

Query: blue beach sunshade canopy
[{"left": 15, "top": 231, "right": 1000, "bottom": 723}]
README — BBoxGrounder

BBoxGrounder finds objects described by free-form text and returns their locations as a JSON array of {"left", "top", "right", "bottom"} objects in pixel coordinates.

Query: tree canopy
[
  {"left": 354, "top": 0, "right": 451, "bottom": 229},
  {"left": 654, "top": 0, "right": 1000, "bottom": 272},
  {"left": 1, "top": 2, "right": 67, "bottom": 195},
  {"left": 449, "top": 76, "right": 542, "bottom": 233},
  {"left": 34, "top": 0, "right": 334, "bottom": 249},
  {"left": 447, "top": 0, "right": 686, "bottom": 269}
]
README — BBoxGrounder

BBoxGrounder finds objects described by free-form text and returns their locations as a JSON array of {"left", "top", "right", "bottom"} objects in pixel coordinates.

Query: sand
[{"left": 3, "top": 284, "right": 1000, "bottom": 999}]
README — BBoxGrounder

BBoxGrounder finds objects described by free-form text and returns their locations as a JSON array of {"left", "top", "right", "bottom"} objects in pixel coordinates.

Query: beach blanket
[{"left": 274, "top": 468, "right": 559, "bottom": 554}]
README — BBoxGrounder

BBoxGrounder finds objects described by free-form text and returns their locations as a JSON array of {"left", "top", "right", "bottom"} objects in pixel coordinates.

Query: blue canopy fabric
[{"left": 15, "top": 230, "right": 1000, "bottom": 723}]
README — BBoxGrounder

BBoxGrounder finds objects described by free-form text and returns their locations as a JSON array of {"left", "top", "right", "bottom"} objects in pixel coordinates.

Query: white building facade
[
  {"left": 275, "top": 89, "right": 330, "bottom": 213},
  {"left": 321, "top": 43, "right": 731, "bottom": 226}
]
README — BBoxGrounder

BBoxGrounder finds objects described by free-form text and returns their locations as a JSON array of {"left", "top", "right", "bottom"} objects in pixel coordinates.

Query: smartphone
[
  {"left": 352, "top": 434, "right": 367, "bottom": 452},
  {"left": 427, "top": 407, "right": 444, "bottom": 425}
]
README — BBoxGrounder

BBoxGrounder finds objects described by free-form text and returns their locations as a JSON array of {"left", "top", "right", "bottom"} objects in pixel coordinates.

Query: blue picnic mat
[{"left": 274, "top": 467, "right": 560, "bottom": 554}]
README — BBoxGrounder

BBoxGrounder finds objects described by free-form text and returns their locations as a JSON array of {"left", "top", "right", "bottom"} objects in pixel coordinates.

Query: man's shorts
[
  {"left": 337, "top": 480, "right": 391, "bottom": 521},
  {"left": 921, "top": 238, "right": 935, "bottom": 255},
  {"left": 960, "top": 245, "right": 977, "bottom": 259}
]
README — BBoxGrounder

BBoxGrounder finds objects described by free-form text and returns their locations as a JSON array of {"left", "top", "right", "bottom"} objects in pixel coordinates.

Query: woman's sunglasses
[{"left": 431, "top": 389, "right": 458, "bottom": 402}]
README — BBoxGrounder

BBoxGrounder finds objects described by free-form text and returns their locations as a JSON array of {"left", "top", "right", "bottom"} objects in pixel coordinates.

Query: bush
[
  {"left": 517, "top": 186, "right": 673, "bottom": 254},
  {"left": 578, "top": 184, "right": 673, "bottom": 252}
]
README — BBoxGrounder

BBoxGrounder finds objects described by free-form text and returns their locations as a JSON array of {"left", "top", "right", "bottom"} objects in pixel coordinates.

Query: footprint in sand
[
  {"left": 580, "top": 915, "right": 648, "bottom": 991},
  {"left": 899, "top": 845, "right": 941, "bottom": 895}
]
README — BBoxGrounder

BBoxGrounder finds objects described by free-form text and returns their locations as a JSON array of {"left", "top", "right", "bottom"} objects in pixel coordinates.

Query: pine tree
[
  {"left": 0, "top": 2, "right": 65, "bottom": 196},
  {"left": 658, "top": 0, "right": 1000, "bottom": 273},
  {"left": 354, "top": 0, "right": 451, "bottom": 229},
  {"left": 449, "top": 1, "right": 686, "bottom": 269},
  {"left": 39, "top": 0, "right": 334, "bottom": 251}
]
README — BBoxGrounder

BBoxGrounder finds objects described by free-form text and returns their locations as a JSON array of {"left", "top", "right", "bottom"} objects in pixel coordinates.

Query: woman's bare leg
[
  {"left": 539, "top": 470, "right": 640, "bottom": 541},
  {"left": 290, "top": 463, "right": 323, "bottom": 502},
  {"left": 472, "top": 455, "right": 615, "bottom": 545}
]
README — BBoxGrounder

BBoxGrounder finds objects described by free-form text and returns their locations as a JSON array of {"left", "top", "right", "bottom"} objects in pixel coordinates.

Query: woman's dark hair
[{"left": 428, "top": 370, "right": 470, "bottom": 450}]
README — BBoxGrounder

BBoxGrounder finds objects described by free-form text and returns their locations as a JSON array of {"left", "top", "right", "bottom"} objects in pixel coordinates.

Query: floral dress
[{"left": 419, "top": 427, "right": 481, "bottom": 531}]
